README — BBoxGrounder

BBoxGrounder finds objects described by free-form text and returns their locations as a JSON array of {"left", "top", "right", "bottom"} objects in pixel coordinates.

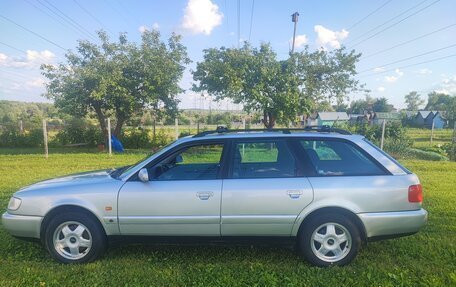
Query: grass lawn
[{"left": 0, "top": 152, "right": 455, "bottom": 286}]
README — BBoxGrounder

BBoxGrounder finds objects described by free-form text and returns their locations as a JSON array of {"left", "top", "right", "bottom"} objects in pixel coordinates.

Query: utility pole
[{"left": 291, "top": 12, "right": 299, "bottom": 54}]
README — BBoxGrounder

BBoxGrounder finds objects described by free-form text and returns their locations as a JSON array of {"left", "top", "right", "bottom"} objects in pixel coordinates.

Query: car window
[
  {"left": 151, "top": 144, "right": 223, "bottom": 180},
  {"left": 300, "top": 140, "right": 386, "bottom": 176},
  {"left": 231, "top": 140, "right": 296, "bottom": 178}
]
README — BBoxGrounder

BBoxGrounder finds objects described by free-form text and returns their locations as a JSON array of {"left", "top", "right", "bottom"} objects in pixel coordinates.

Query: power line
[
  {"left": 0, "top": 14, "right": 67, "bottom": 51},
  {"left": 237, "top": 0, "right": 240, "bottom": 47},
  {"left": 349, "top": 0, "right": 441, "bottom": 48},
  {"left": 347, "top": 0, "right": 394, "bottom": 30},
  {"left": 346, "top": 0, "right": 431, "bottom": 46},
  {"left": 39, "top": 0, "right": 98, "bottom": 41},
  {"left": 104, "top": 0, "right": 129, "bottom": 25},
  {"left": 248, "top": 0, "right": 255, "bottom": 42},
  {"left": 362, "top": 23, "right": 456, "bottom": 59},
  {"left": 0, "top": 41, "right": 27, "bottom": 54},
  {"left": 23, "top": 0, "right": 90, "bottom": 41},
  {"left": 73, "top": 0, "right": 109, "bottom": 32},
  {"left": 358, "top": 53, "right": 456, "bottom": 78},
  {"left": 359, "top": 43, "right": 456, "bottom": 73}
]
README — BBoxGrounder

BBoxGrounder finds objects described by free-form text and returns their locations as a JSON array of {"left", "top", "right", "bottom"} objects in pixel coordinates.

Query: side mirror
[{"left": 138, "top": 168, "right": 149, "bottom": 182}]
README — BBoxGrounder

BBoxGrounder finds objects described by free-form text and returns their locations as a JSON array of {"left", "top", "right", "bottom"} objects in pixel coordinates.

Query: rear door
[{"left": 221, "top": 138, "right": 314, "bottom": 236}]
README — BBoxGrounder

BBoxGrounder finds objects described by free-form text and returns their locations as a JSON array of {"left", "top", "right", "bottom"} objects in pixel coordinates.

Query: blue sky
[{"left": 1, "top": 0, "right": 455, "bottom": 110}]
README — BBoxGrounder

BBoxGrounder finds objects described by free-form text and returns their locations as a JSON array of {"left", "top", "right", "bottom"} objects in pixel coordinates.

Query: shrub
[
  {"left": 0, "top": 128, "right": 44, "bottom": 148},
  {"left": 53, "top": 119, "right": 103, "bottom": 147},
  {"left": 405, "top": 148, "right": 448, "bottom": 161},
  {"left": 442, "top": 143, "right": 456, "bottom": 161},
  {"left": 120, "top": 128, "right": 152, "bottom": 149}
]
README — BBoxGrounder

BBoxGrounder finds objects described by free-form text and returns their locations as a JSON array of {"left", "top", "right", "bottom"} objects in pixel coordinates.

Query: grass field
[
  {"left": 406, "top": 128, "right": 453, "bottom": 148},
  {"left": 0, "top": 152, "right": 455, "bottom": 286}
]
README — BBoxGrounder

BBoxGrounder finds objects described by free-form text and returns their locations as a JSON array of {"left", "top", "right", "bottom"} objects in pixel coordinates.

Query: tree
[
  {"left": 425, "top": 91, "right": 451, "bottom": 111},
  {"left": 404, "top": 91, "right": 424, "bottom": 110},
  {"left": 372, "top": 97, "right": 393, "bottom": 112},
  {"left": 192, "top": 43, "right": 364, "bottom": 128},
  {"left": 348, "top": 95, "right": 374, "bottom": 114},
  {"left": 42, "top": 30, "right": 189, "bottom": 137}
]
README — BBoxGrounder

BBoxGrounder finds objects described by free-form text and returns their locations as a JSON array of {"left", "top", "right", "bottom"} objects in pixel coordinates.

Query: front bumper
[
  {"left": 358, "top": 208, "right": 428, "bottom": 238},
  {"left": 2, "top": 212, "right": 43, "bottom": 239}
]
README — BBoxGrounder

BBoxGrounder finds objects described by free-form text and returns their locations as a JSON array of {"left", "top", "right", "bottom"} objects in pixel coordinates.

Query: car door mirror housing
[
  {"left": 138, "top": 168, "right": 149, "bottom": 182},
  {"left": 175, "top": 154, "right": 183, "bottom": 163}
]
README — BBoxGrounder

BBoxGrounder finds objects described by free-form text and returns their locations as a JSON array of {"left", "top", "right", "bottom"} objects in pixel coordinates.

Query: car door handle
[
  {"left": 196, "top": 191, "right": 214, "bottom": 200},
  {"left": 287, "top": 190, "right": 303, "bottom": 199}
]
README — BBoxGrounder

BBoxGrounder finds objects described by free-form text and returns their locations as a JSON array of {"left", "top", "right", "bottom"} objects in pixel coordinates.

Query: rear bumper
[
  {"left": 358, "top": 209, "right": 428, "bottom": 238},
  {"left": 2, "top": 212, "right": 43, "bottom": 239}
]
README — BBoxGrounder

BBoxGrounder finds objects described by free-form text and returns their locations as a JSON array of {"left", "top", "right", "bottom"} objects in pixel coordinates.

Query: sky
[{"left": 0, "top": 0, "right": 455, "bottom": 110}]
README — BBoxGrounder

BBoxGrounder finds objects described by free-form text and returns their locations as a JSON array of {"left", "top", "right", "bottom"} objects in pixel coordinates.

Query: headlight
[{"left": 8, "top": 197, "right": 22, "bottom": 211}]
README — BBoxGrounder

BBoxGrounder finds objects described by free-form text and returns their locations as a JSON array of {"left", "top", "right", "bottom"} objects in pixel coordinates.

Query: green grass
[
  {"left": 0, "top": 153, "right": 455, "bottom": 286},
  {"left": 406, "top": 128, "right": 453, "bottom": 148}
]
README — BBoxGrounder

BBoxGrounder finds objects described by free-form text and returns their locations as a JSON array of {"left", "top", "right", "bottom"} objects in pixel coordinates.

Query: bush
[
  {"left": 0, "top": 128, "right": 44, "bottom": 148},
  {"left": 120, "top": 128, "right": 152, "bottom": 149},
  {"left": 405, "top": 148, "right": 449, "bottom": 161},
  {"left": 442, "top": 143, "right": 456, "bottom": 161},
  {"left": 342, "top": 122, "right": 412, "bottom": 158},
  {"left": 53, "top": 119, "right": 103, "bottom": 147}
]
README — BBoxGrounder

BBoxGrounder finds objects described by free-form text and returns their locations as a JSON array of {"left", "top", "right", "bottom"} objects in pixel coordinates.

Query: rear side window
[
  {"left": 231, "top": 140, "right": 296, "bottom": 178},
  {"left": 300, "top": 140, "right": 387, "bottom": 176}
]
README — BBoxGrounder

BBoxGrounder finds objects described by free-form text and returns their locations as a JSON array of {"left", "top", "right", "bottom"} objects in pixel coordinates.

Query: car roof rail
[{"left": 192, "top": 125, "right": 351, "bottom": 138}]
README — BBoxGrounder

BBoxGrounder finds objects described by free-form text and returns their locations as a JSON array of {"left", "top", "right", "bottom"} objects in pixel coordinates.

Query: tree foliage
[
  {"left": 192, "top": 43, "right": 364, "bottom": 128},
  {"left": 372, "top": 97, "right": 393, "bottom": 112},
  {"left": 41, "top": 30, "right": 190, "bottom": 137},
  {"left": 404, "top": 91, "right": 424, "bottom": 110}
]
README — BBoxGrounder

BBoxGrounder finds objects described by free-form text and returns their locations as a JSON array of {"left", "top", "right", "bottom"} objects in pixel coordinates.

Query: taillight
[{"left": 408, "top": 184, "right": 423, "bottom": 203}]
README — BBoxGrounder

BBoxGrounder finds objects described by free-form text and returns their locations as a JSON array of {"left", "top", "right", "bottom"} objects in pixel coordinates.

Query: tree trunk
[
  {"left": 262, "top": 110, "right": 276, "bottom": 129},
  {"left": 113, "top": 116, "right": 125, "bottom": 138},
  {"left": 94, "top": 107, "right": 108, "bottom": 139}
]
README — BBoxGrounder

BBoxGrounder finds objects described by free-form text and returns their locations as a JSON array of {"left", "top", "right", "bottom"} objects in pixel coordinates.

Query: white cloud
[
  {"left": 384, "top": 69, "right": 404, "bottom": 83},
  {"left": 416, "top": 68, "right": 432, "bottom": 75},
  {"left": 314, "top": 25, "right": 348, "bottom": 49},
  {"left": 140, "top": 22, "right": 160, "bottom": 33},
  {"left": 0, "top": 50, "right": 55, "bottom": 69},
  {"left": 373, "top": 67, "right": 385, "bottom": 72},
  {"left": 138, "top": 25, "right": 147, "bottom": 33},
  {"left": 26, "top": 77, "right": 46, "bottom": 88},
  {"left": 181, "top": 0, "right": 223, "bottom": 35},
  {"left": 377, "top": 86, "right": 385, "bottom": 92},
  {"left": 290, "top": 34, "right": 308, "bottom": 49},
  {"left": 436, "top": 75, "right": 456, "bottom": 95}
]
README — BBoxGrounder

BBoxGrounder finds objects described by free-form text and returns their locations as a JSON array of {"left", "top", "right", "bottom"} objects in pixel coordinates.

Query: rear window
[
  {"left": 300, "top": 140, "right": 387, "bottom": 176},
  {"left": 362, "top": 138, "right": 412, "bottom": 174}
]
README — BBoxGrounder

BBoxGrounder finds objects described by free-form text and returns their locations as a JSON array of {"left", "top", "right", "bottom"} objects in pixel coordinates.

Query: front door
[{"left": 118, "top": 142, "right": 225, "bottom": 236}]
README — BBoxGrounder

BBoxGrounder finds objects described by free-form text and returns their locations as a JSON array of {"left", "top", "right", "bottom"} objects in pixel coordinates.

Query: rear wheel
[
  {"left": 298, "top": 214, "right": 361, "bottom": 267},
  {"left": 44, "top": 211, "right": 106, "bottom": 263}
]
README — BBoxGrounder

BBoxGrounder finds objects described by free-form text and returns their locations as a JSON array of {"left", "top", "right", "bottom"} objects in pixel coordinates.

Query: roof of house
[
  {"left": 317, "top": 112, "right": 349, "bottom": 121},
  {"left": 417, "top": 111, "right": 433, "bottom": 119},
  {"left": 374, "top": 112, "right": 401, "bottom": 120}
]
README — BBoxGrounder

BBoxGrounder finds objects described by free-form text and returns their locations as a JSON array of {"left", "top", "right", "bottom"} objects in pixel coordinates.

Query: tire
[
  {"left": 44, "top": 211, "right": 107, "bottom": 264},
  {"left": 297, "top": 213, "right": 361, "bottom": 267}
]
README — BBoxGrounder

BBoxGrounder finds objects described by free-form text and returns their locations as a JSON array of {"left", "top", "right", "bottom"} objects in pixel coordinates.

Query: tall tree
[
  {"left": 348, "top": 95, "right": 374, "bottom": 114},
  {"left": 425, "top": 91, "right": 451, "bottom": 111},
  {"left": 193, "top": 43, "right": 364, "bottom": 128},
  {"left": 404, "top": 91, "right": 424, "bottom": 110},
  {"left": 372, "top": 97, "right": 393, "bottom": 112},
  {"left": 42, "top": 30, "right": 189, "bottom": 137}
]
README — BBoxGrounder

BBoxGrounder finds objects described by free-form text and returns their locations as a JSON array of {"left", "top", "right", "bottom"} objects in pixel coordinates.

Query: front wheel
[
  {"left": 298, "top": 214, "right": 361, "bottom": 267},
  {"left": 44, "top": 212, "right": 107, "bottom": 263}
]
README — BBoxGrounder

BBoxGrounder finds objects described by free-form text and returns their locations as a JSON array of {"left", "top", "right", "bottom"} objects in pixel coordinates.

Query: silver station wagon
[{"left": 2, "top": 126, "right": 427, "bottom": 266}]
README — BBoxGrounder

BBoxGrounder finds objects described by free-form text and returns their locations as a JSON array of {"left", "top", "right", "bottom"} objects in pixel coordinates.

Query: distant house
[
  {"left": 307, "top": 112, "right": 349, "bottom": 126},
  {"left": 414, "top": 111, "right": 446, "bottom": 129},
  {"left": 372, "top": 112, "right": 402, "bottom": 125}
]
